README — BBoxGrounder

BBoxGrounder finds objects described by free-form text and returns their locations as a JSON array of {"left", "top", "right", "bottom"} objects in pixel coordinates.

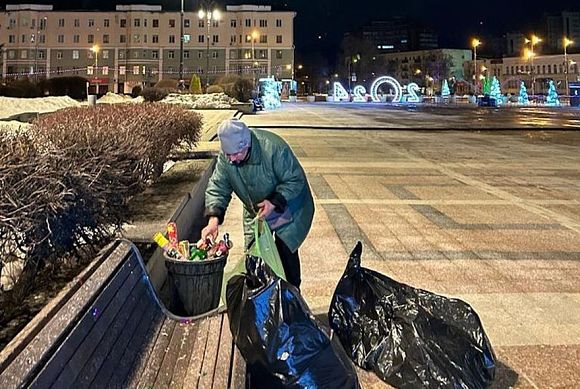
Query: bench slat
[
  {"left": 214, "top": 315, "right": 234, "bottom": 389},
  {"left": 168, "top": 320, "right": 203, "bottom": 389},
  {"left": 155, "top": 320, "right": 200, "bottom": 388},
  {"left": 230, "top": 346, "right": 246, "bottom": 389},
  {"left": 137, "top": 317, "right": 177, "bottom": 387},
  {"left": 198, "top": 314, "right": 223, "bottom": 388},
  {"left": 182, "top": 317, "right": 210, "bottom": 389}
]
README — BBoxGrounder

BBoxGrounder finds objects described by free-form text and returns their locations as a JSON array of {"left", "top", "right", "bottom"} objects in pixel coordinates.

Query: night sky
[{"left": 7, "top": 0, "right": 577, "bottom": 61}]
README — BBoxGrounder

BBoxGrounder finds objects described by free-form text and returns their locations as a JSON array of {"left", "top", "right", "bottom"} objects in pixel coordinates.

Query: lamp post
[
  {"left": 564, "top": 37, "right": 574, "bottom": 95},
  {"left": 525, "top": 35, "right": 541, "bottom": 96},
  {"left": 198, "top": 5, "right": 220, "bottom": 89},
  {"left": 179, "top": 0, "right": 184, "bottom": 87},
  {"left": 91, "top": 44, "right": 100, "bottom": 95},
  {"left": 471, "top": 38, "right": 481, "bottom": 94}
]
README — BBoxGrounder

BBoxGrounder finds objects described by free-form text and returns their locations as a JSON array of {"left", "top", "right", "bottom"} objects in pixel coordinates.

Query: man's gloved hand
[
  {"left": 257, "top": 199, "right": 275, "bottom": 219},
  {"left": 197, "top": 216, "right": 219, "bottom": 249}
]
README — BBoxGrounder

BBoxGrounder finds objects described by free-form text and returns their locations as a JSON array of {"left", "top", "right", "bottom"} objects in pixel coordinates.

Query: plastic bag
[
  {"left": 226, "top": 255, "right": 360, "bottom": 389},
  {"left": 248, "top": 217, "right": 286, "bottom": 280},
  {"left": 329, "top": 242, "right": 496, "bottom": 389}
]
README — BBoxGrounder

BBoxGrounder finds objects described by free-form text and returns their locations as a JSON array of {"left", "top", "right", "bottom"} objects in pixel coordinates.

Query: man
[{"left": 199, "top": 119, "right": 314, "bottom": 288}]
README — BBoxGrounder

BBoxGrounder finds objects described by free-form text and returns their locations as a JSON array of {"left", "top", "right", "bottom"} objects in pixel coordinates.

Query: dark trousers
[{"left": 274, "top": 235, "right": 301, "bottom": 289}]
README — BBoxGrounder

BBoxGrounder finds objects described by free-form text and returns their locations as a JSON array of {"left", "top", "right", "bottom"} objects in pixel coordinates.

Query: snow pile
[
  {"left": 0, "top": 121, "right": 31, "bottom": 137},
  {"left": 162, "top": 92, "right": 238, "bottom": 109},
  {"left": 97, "top": 92, "right": 144, "bottom": 104},
  {"left": 0, "top": 96, "right": 81, "bottom": 119}
]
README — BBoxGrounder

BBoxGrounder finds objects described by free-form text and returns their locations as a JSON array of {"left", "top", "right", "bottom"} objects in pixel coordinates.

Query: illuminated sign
[{"left": 331, "top": 75, "right": 422, "bottom": 104}]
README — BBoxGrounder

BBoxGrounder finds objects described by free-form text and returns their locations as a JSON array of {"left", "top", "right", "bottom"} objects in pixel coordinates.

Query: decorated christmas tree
[
  {"left": 518, "top": 81, "right": 529, "bottom": 105},
  {"left": 546, "top": 80, "right": 560, "bottom": 106},
  {"left": 441, "top": 79, "right": 450, "bottom": 97},
  {"left": 482, "top": 77, "right": 491, "bottom": 95},
  {"left": 489, "top": 76, "right": 502, "bottom": 105},
  {"left": 259, "top": 77, "right": 282, "bottom": 110}
]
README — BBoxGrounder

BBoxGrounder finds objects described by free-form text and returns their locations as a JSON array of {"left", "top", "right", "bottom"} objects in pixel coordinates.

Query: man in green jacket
[{"left": 199, "top": 119, "right": 314, "bottom": 288}]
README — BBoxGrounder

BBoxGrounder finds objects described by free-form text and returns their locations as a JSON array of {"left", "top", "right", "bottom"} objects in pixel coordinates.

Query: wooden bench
[{"left": 0, "top": 240, "right": 245, "bottom": 389}]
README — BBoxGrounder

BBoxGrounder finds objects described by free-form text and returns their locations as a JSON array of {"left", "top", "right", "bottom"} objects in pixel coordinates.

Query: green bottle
[{"left": 189, "top": 247, "right": 207, "bottom": 261}]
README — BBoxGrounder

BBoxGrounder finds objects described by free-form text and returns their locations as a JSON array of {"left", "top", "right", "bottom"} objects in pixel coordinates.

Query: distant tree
[
  {"left": 546, "top": 80, "right": 560, "bottom": 106},
  {"left": 518, "top": 82, "right": 529, "bottom": 105},
  {"left": 489, "top": 76, "right": 503, "bottom": 104}
]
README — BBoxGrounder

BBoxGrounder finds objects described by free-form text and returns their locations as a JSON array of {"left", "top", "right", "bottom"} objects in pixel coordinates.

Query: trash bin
[
  {"left": 164, "top": 255, "right": 227, "bottom": 316},
  {"left": 88, "top": 94, "right": 97, "bottom": 106}
]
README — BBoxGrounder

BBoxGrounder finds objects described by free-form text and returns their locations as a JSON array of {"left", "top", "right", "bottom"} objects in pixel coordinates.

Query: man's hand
[
  {"left": 197, "top": 217, "right": 219, "bottom": 249},
  {"left": 257, "top": 199, "right": 275, "bottom": 219}
]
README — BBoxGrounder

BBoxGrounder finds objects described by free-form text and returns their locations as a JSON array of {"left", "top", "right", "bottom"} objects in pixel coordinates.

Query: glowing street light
[
  {"left": 198, "top": 4, "right": 221, "bottom": 88},
  {"left": 564, "top": 37, "right": 574, "bottom": 94},
  {"left": 472, "top": 38, "right": 482, "bottom": 94},
  {"left": 525, "top": 34, "right": 542, "bottom": 95},
  {"left": 91, "top": 44, "right": 100, "bottom": 94}
]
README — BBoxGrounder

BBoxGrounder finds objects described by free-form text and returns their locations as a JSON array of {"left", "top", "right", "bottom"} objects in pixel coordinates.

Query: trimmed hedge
[{"left": 0, "top": 103, "right": 203, "bottom": 297}]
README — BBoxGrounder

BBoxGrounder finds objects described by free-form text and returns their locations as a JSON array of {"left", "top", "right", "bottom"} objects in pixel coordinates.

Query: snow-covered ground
[
  {"left": 162, "top": 92, "right": 237, "bottom": 109},
  {"left": 0, "top": 96, "right": 81, "bottom": 120}
]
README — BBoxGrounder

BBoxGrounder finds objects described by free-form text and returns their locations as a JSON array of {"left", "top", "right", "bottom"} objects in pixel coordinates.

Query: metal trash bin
[{"left": 164, "top": 255, "right": 227, "bottom": 316}]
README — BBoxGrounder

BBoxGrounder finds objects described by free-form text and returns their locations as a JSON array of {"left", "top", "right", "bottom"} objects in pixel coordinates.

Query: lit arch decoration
[{"left": 370, "top": 76, "right": 402, "bottom": 103}]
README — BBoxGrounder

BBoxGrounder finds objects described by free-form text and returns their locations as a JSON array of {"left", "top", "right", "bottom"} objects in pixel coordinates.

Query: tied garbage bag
[
  {"left": 329, "top": 242, "right": 496, "bottom": 389},
  {"left": 226, "top": 255, "right": 360, "bottom": 389}
]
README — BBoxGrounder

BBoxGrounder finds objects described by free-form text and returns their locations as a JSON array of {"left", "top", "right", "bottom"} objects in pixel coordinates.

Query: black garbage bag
[
  {"left": 226, "top": 255, "right": 360, "bottom": 389},
  {"left": 329, "top": 242, "right": 496, "bottom": 389}
]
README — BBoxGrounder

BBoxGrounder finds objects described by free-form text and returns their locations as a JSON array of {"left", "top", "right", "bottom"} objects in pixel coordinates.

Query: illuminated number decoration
[
  {"left": 333, "top": 82, "right": 349, "bottom": 101},
  {"left": 370, "top": 76, "right": 402, "bottom": 103},
  {"left": 406, "top": 83, "right": 420, "bottom": 103},
  {"left": 353, "top": 85, "right": 367, "bottom": 102}
]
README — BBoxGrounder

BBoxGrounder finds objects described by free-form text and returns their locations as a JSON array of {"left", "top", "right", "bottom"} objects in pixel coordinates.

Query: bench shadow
[{"left": 314, "top": 314, "right": 519, "bottom": 388}]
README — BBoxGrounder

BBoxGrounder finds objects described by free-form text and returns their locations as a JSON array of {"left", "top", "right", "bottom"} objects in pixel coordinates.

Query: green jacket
[{"left": 205, "top": 129, "right": 314, "bottom": 252}]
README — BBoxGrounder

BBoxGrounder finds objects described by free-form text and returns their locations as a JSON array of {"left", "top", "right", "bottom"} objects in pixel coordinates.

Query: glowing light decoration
[
  {"left": 259, "top": 77, "right": 281, "bottom": 109},
  {"left": 352, "top": 85, "right": 367, "bottom": 102},
  {"left": 406, "top": 83, "right": 420, "bottom": 102},
  {"left": 333, "top": 82, "right": 349, "bottom": 101},
  {"left": 518, "top": 81, "right": 529, "bottom": 105},
  {"left": 370, "top": 76, "right": 402, "bottom": 103},
  {"left": 546, "top": 80, "right": 560, "bottom": 106}
]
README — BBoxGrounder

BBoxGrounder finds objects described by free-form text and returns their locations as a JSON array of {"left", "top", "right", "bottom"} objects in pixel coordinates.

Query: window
[
  {"left": 144, "top": 34, "right": 148, "bottom": 43},
  {"left": 120, "top": 35, "right": 127, "bottom": 43},
  {"left": 21, "top": 50, "right": 28, "bottom": 59},
  {"left": 184, "top": 19, "right": 190, "bottom": 28},
  {"left": 134, "top": 18, "right": 140, "bottom": 27},
  {"left": 153, "top": 19, "right": 159, "bottom": 28},
  {"left": 58, "top": 35, "right": 64, "bottom": 43},
  {"left": 39, "top": 18, "right": 46, "bottom": 30},
  {"left": 245, "top": 19, "right": 251, "bottom": 27},
  {"left": 104, "top": 19, "right": 110, "bottom": 27},
  {"left": 212, "top": 20, "right": 219, "bottom": 28},
  {"left": 102, "top": 66, "right": 109, "bottom": 75},
  {"left": 547, "top": 65, "right": 551, "bottom": 74},
  {"left": 133, "top": 66, "right": 140, "bottom": 75},
  {"left": 244, "top": 49, "right": 252, "bottom": 59},
  {"left": 168, "top": 50, "right": 175, "bottom": 59},
  {"left": 38, "top": 50, "right": 45, "bottom": 59},
  {"left": 74, "top": 19, "right": 80, "bottom": 27},
  {"left": 276, "top": 35, "right": 282, "bottom": 44},
  {"left": 230, "top": 49, "right": 237, "bottom": 59},
  {"left": 72, "top": 50, "right": 79, "bottom": 59},
  {"left": 144, "top": 19, "right": 148, "bottom": 27},
  {"left": 87, "top": 66, "right": 93, "bottom": 76},
  {"left": 184, "top": 50, "right": 190, "bottom": 59},
  {"left": 212, "top": 35, "right": 219, "bottom": 43},
  {"left": 57, "top": 51, "right": 63, "bottom": 59},
  {"left": 258, "top": 50, "right": 266, "bottom": 59},
  {"left": 8, "top": 50, "right": 15, "bottom": 59},
  {"left": 553, "top": 65, "right": 558, "bottom": 74},
  {"left": 103, "top": 34, "right": 109, "bottom": 44},
  {"left": 102, "top": 50, "right": 109, "bottom": 59},
  {"left": 120, "top": 19, "right": 127, "bottom": 28},
  {"left": 133, "top": 51, "right": 139, "bottom": 58},
  {"left": 212, "top": 51, "right": 218, "bottom": 59},
  {"left": 152, "top": 35, "right": 159, "bottom": 43},
  {"left": 276, "top": 50, "right": 282, "bottom": 59},
  {"left": 58, "top": 18, "right": 65, "bottom": 27},
  {"left": 198, "top": 35, "right": 205, "bottom": 43},
  {"left": 39, "top": 35, "right": 46, "bottom": 44},
  {"left": 259, "top": 19, "right": 267, "bottom": 28},
  {"left": 88, "top": 51, "right": 94, "bottom": 59},
  {"left": 134, "top": 34, "right": 140, "bottom": 43},
  {"left": 542, "top": 65, "right": 546, "bottom": 74},
  {"left": 230, "top": 35, "right": 236, "bottom": 43},
  {"left": 260, "top": 35, "right": 267, "bottom": 44},
  {"left": 198, "top": 51, "right": 203, "bottom": 59},
  {"left": 88, "top": 19, "right": 95, "bottom": 27},
  {"left": 169, "top": 19, "right": 176, "bottom": 28},
  {"left": 9, "top": 19, "right": 16, "bottom": 29},
  {"left": 22, "top": 34, "right": 27, "bottom": 43},
  {"left": 119, "top": 50, "right": 125, "bottom": 59},
  {"left": 276, "top": 19, "right": 282, "bottom": 27},
  {"left": 119, "top": 66, "right": 126, "bottom": 75},
  {"left": 231, "top": 19, "right": 237, "bottom": 28},
  {"left": 245, "top": 35, "right": 252, "bottom": 43},
  {"left": 8, "top": 35, "right": 15, "bottom": 43},
  {"left": 152, "top": 50, "right": 159, "bottom": 59},
  {"left": 169, "top": 35, "right": 176, "bottom": 43},
  {"left": 88, "top": 34, "right": 94, "bottom": 44},
  {"left": 199, "top": 20, "right": 205, "bottom": 28},
  {"left": 74, "top": 35, "right": 80, "bottom": 43}
]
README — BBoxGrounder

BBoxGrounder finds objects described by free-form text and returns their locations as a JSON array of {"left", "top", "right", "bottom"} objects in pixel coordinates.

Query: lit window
[{"left": 72, "top": 50, "right": 79, "bottom": 59}]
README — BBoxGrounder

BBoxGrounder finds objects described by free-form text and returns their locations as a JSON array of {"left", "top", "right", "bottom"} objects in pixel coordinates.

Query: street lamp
[
  {"left": 564, "top": 37, "right": 574, "bottom": 95},
  {"left": 471, "top": 38, "right": 481, "bottom": 94},
  {"left": 524, "top": 34, "right": 541, "bottom": 96},
  {"left": 198, "top": 5, "right": 220, "bottom": 88},
  {"left": 179, "top": 0, "right": 184, "bottom": 87},
  {"left": 91, "top": 44, "right": 100, "bottom": 94}
]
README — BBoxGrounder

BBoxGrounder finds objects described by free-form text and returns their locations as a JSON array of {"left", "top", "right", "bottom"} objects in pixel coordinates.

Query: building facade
[
  {"left": 545, "top": 11, "right": 580, "bottom": 51},
  {"left": 0, "top": 4, "right": 296, "bottom": 93},
  {"left": 464, "top": 53, "right": 580, "bottom": 94},
  {"left": 361, "top": 17, "right": 438, "bottom": 53}
]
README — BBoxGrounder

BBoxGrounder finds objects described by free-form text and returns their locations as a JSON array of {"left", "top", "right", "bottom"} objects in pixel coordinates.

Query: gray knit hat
[{"left": 217, "top": 119, "right": 252, "bottom": 154}]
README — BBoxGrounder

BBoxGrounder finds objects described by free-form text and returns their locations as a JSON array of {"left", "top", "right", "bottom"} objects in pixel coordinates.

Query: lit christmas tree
[
  {"left": 518, "top": 81, "right": 529, "bottom": 105},
  {"left": 259, "top": 77, "right": 282, "bottom": 109},
  {"left": 482, "top": 77, "right": 491, "bottom": 95},
  {"left": 441, "top": 79, "right": 450, "bottom": 97},
  {"left": 546, "top": 80, "right": 560, "bottom": 106},
  {"left": 489, "top": 76, "right": 502, "bottom": 105}
]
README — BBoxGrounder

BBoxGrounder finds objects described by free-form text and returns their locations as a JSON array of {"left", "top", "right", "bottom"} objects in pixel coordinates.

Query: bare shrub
[
  {"left": 206, "top": 85, "right": 224, "bottom": 94},
  {"left": 233, "top": 78, "right": 255, "bottom": 102},
  {"left": 141, "top": 87, "right": 169, "bottom": 102}
]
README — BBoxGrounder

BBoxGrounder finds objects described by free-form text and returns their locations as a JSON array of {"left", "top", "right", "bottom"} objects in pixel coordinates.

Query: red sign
[{"left": 91, "top": 77, "right": 109, "bottom": 84}]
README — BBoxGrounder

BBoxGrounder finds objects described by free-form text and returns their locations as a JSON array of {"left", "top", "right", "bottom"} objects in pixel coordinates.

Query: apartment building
[
  {"left": 464, "top": 53, "right": 580, "bottom": 94},
  {"left": 0, "top": 4, "right": 296, "bottom": 93}
]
